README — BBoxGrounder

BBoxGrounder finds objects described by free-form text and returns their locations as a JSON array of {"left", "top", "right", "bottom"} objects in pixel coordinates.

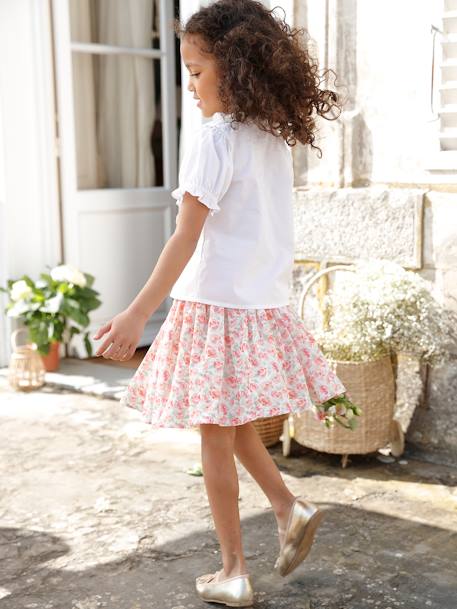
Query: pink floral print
[{"left": 119, "top": 299, "right": 347, "bottom": 427}]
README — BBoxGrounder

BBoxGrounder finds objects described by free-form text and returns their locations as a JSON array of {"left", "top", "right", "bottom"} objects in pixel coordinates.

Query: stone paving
[{"left": 1, "top": 375, "right": 456, "bottom": 609}]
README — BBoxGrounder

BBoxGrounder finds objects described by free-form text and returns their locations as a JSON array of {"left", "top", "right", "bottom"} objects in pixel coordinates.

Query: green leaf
[
  {"left": 65, "top": 297, "right": 81, "bottom": 308},
  {"left": 58, "top": 283, "right": 70, "bottom": 294},
  {"left": 37, "top": 343, "right": 50, "bottom": 355},
  {"left": 75, "top": 287, "right": 101, "bottom": 303},
  {"left": 21, "top": 275, "right": 36, "bottom": 289},
  {"left": 84, "top": 332, "right": 93, "bottom": 357},
  {"left": 28, "top": 321, "right": 50, "bottom": 352},
  {"left": 84, "top": 297, "right": 102, "bottom": 312},
  {"left": 186, "top": 463, "right": 203, "bottom": 476},
  {"left": 72, "top": 309, "right": 90, "bottom": 326},
  {"left": 83, "top": 273, "right": 95, "bottom": 289},
  {"left": 61, "top": 302, "right": 90, "bottom": 327}
]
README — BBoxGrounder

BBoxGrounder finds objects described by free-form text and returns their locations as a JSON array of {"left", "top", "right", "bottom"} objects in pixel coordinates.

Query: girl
[{"left": 93, "top": 1, "right": 347, "bottom": 606}]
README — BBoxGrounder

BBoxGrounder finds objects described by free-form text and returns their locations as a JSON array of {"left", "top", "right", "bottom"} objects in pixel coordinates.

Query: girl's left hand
[{"left": 92, "top": 308, "right": 146, "bottom": 360}]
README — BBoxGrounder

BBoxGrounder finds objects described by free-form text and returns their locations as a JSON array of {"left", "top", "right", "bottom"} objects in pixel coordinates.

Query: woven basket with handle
[
  {"left": 282, "top": 264, "right": 397, "bottom": 464},
  {"left": 8, "top": 327, "right": 46, "bottom": 391}
]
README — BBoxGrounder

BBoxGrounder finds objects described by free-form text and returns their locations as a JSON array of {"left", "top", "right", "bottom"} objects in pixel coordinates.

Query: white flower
[
  {"left": 315, "top": 258, "right": 457, "bottom": 365},
  {"left": 10, "top": 280, "right": 32, "bottom": 301},
  {"left": 40, "top": 293, "right": 63, "bottom": 314},
  {"left": 7, "top": 300, "right": 31, "bottom": 318},
  {"left": 328, "top": 405, "right": 337, "bottom": 415},
  {"left": 51, "top": 264, "right": 86, "bottom": 287}
]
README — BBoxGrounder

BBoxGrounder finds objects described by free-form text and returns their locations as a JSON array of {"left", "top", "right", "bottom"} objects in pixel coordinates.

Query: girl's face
[{"left": 180, "top": 34, "right": 226, "bottom": 118}]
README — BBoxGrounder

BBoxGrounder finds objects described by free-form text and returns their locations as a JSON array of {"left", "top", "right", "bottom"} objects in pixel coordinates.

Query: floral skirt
[{"left": 119, "top": 299, "right": 347, "bottom": 428}]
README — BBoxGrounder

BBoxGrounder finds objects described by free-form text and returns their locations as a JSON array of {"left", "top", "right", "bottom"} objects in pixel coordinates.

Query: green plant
[{"left": 0, "top": 264, "right": 102, "bottom": 356}]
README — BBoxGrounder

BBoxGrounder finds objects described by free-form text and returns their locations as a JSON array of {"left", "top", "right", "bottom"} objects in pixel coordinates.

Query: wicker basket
[
  {"left": 289, "top": 354, "right": 395, "bottom": 454},
  {"left": 194, "top": 413, "right": 288, "bottom": 447},
  {"left": 252, "top": 413, "right": 289, "bottom": 447},
  {"left": 283, "top": 264, "right": 397, "bottom": 462}
]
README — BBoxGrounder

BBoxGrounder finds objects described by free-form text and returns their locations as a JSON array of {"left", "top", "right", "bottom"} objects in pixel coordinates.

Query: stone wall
[
  {"left": 292, "top": 0, "right": 457, "bottom": 465},
  {"left": 410, "top": 192, "right": 457, "bottom": 464},
  {"left": 291, "top": 189, "right": 457, "bottom": 465}
]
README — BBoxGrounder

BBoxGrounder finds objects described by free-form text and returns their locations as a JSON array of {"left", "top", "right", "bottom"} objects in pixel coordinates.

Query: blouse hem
[{"left": 169, "top": 294, "right": 291, "bottom": 309}]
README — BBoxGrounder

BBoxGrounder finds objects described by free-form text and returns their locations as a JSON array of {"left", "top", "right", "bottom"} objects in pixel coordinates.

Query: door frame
[{"left": 50, "top": 0, "right": 178, "bottom": 353}]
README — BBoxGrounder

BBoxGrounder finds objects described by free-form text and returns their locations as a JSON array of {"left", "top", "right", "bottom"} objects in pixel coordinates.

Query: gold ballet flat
[
  {"left": 274, "top": 496, "right": 324, "bottom": 577},
  {"left": 195, "top": 569, "right": 254, "bottom": 607}
]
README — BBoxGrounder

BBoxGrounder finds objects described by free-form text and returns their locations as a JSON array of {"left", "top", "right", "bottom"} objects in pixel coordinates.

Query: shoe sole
[
  {"left": 200, "top": 598, "right": 254, "bottom": 607},
  {"left": 279, "top": 508, "right": 324, "bottom": 577},
  {"left": 196, "top": 575, "right": 254, "bottom": 607}
]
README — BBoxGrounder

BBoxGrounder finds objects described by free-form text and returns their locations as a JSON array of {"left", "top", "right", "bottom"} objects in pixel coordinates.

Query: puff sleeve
[{"left": 171, "top": 124, "right": 233, "bottom": 216}]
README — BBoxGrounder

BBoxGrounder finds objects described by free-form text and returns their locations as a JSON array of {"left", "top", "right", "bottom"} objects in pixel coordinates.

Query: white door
[{"left": 52, "top": 0, "right": 177, "bottom": 356}]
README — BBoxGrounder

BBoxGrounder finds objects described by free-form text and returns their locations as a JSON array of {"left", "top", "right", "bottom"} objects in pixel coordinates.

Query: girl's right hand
[{"left": 92, "top": 308, "right": 146, "bottom": 360}]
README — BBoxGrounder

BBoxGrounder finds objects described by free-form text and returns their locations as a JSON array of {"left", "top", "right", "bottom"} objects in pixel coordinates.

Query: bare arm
[
  {"left": 127, "top": 192, "right": 212, "bottom": 319},
  {"left": 93, "top": 192, "right": 211, "bottom": 359}
]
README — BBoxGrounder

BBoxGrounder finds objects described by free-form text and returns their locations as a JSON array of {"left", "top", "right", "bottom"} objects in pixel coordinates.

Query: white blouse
[{"left": 169, "top": 111, "right": 294, "bottom": 309}]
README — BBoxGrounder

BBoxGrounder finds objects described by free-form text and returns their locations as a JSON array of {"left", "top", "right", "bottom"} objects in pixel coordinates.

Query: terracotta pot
[{"left": 40, "top": 341, "right": 61, "bottom": 372}]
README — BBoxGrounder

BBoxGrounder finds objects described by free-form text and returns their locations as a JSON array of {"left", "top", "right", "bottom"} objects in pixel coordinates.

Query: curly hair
[{"left": 174, "top": 0, "right": 345, "bottom": 156}]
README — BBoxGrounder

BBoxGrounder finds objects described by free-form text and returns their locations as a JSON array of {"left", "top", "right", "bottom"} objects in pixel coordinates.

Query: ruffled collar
[{"left": 211, "top": 111, "right": 232, "bottom": 123}]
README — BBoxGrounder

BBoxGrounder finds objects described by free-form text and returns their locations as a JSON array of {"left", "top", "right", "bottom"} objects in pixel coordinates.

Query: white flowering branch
[{"left": 314, "top": 259, "right": 457, "bottom": 366}]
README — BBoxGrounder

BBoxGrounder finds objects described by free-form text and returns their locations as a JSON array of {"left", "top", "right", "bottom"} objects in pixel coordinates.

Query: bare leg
[
  {"left": 233, "top": 421, "right": 296, "bottom": 550},
  {"left": 200, "top": 423, "right": 249, "bottom": 581}
]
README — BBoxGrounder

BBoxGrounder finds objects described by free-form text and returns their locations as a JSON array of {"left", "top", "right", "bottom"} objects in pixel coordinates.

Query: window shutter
[{"left": 440, "top": 1, "right": 457, "bottom": 150}]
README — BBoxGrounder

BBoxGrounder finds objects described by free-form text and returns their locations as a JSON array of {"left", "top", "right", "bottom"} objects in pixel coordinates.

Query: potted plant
[
  {"left": 281, "top": 259, "right": 457, "bottom": 465},
  {"left": 1, "top": 263, "right": 102, "bottom": 371}
]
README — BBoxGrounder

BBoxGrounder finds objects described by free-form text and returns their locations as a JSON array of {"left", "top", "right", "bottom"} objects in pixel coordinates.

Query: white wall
[
  {"left": 0, "top": 0, "right": 61, "bottom": 366},
  {"left": 355, "top": 0, "right": 444, "bottom": 185},
  {"left": 296, "top": 0, "right": 455, "bottom": 188}
]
